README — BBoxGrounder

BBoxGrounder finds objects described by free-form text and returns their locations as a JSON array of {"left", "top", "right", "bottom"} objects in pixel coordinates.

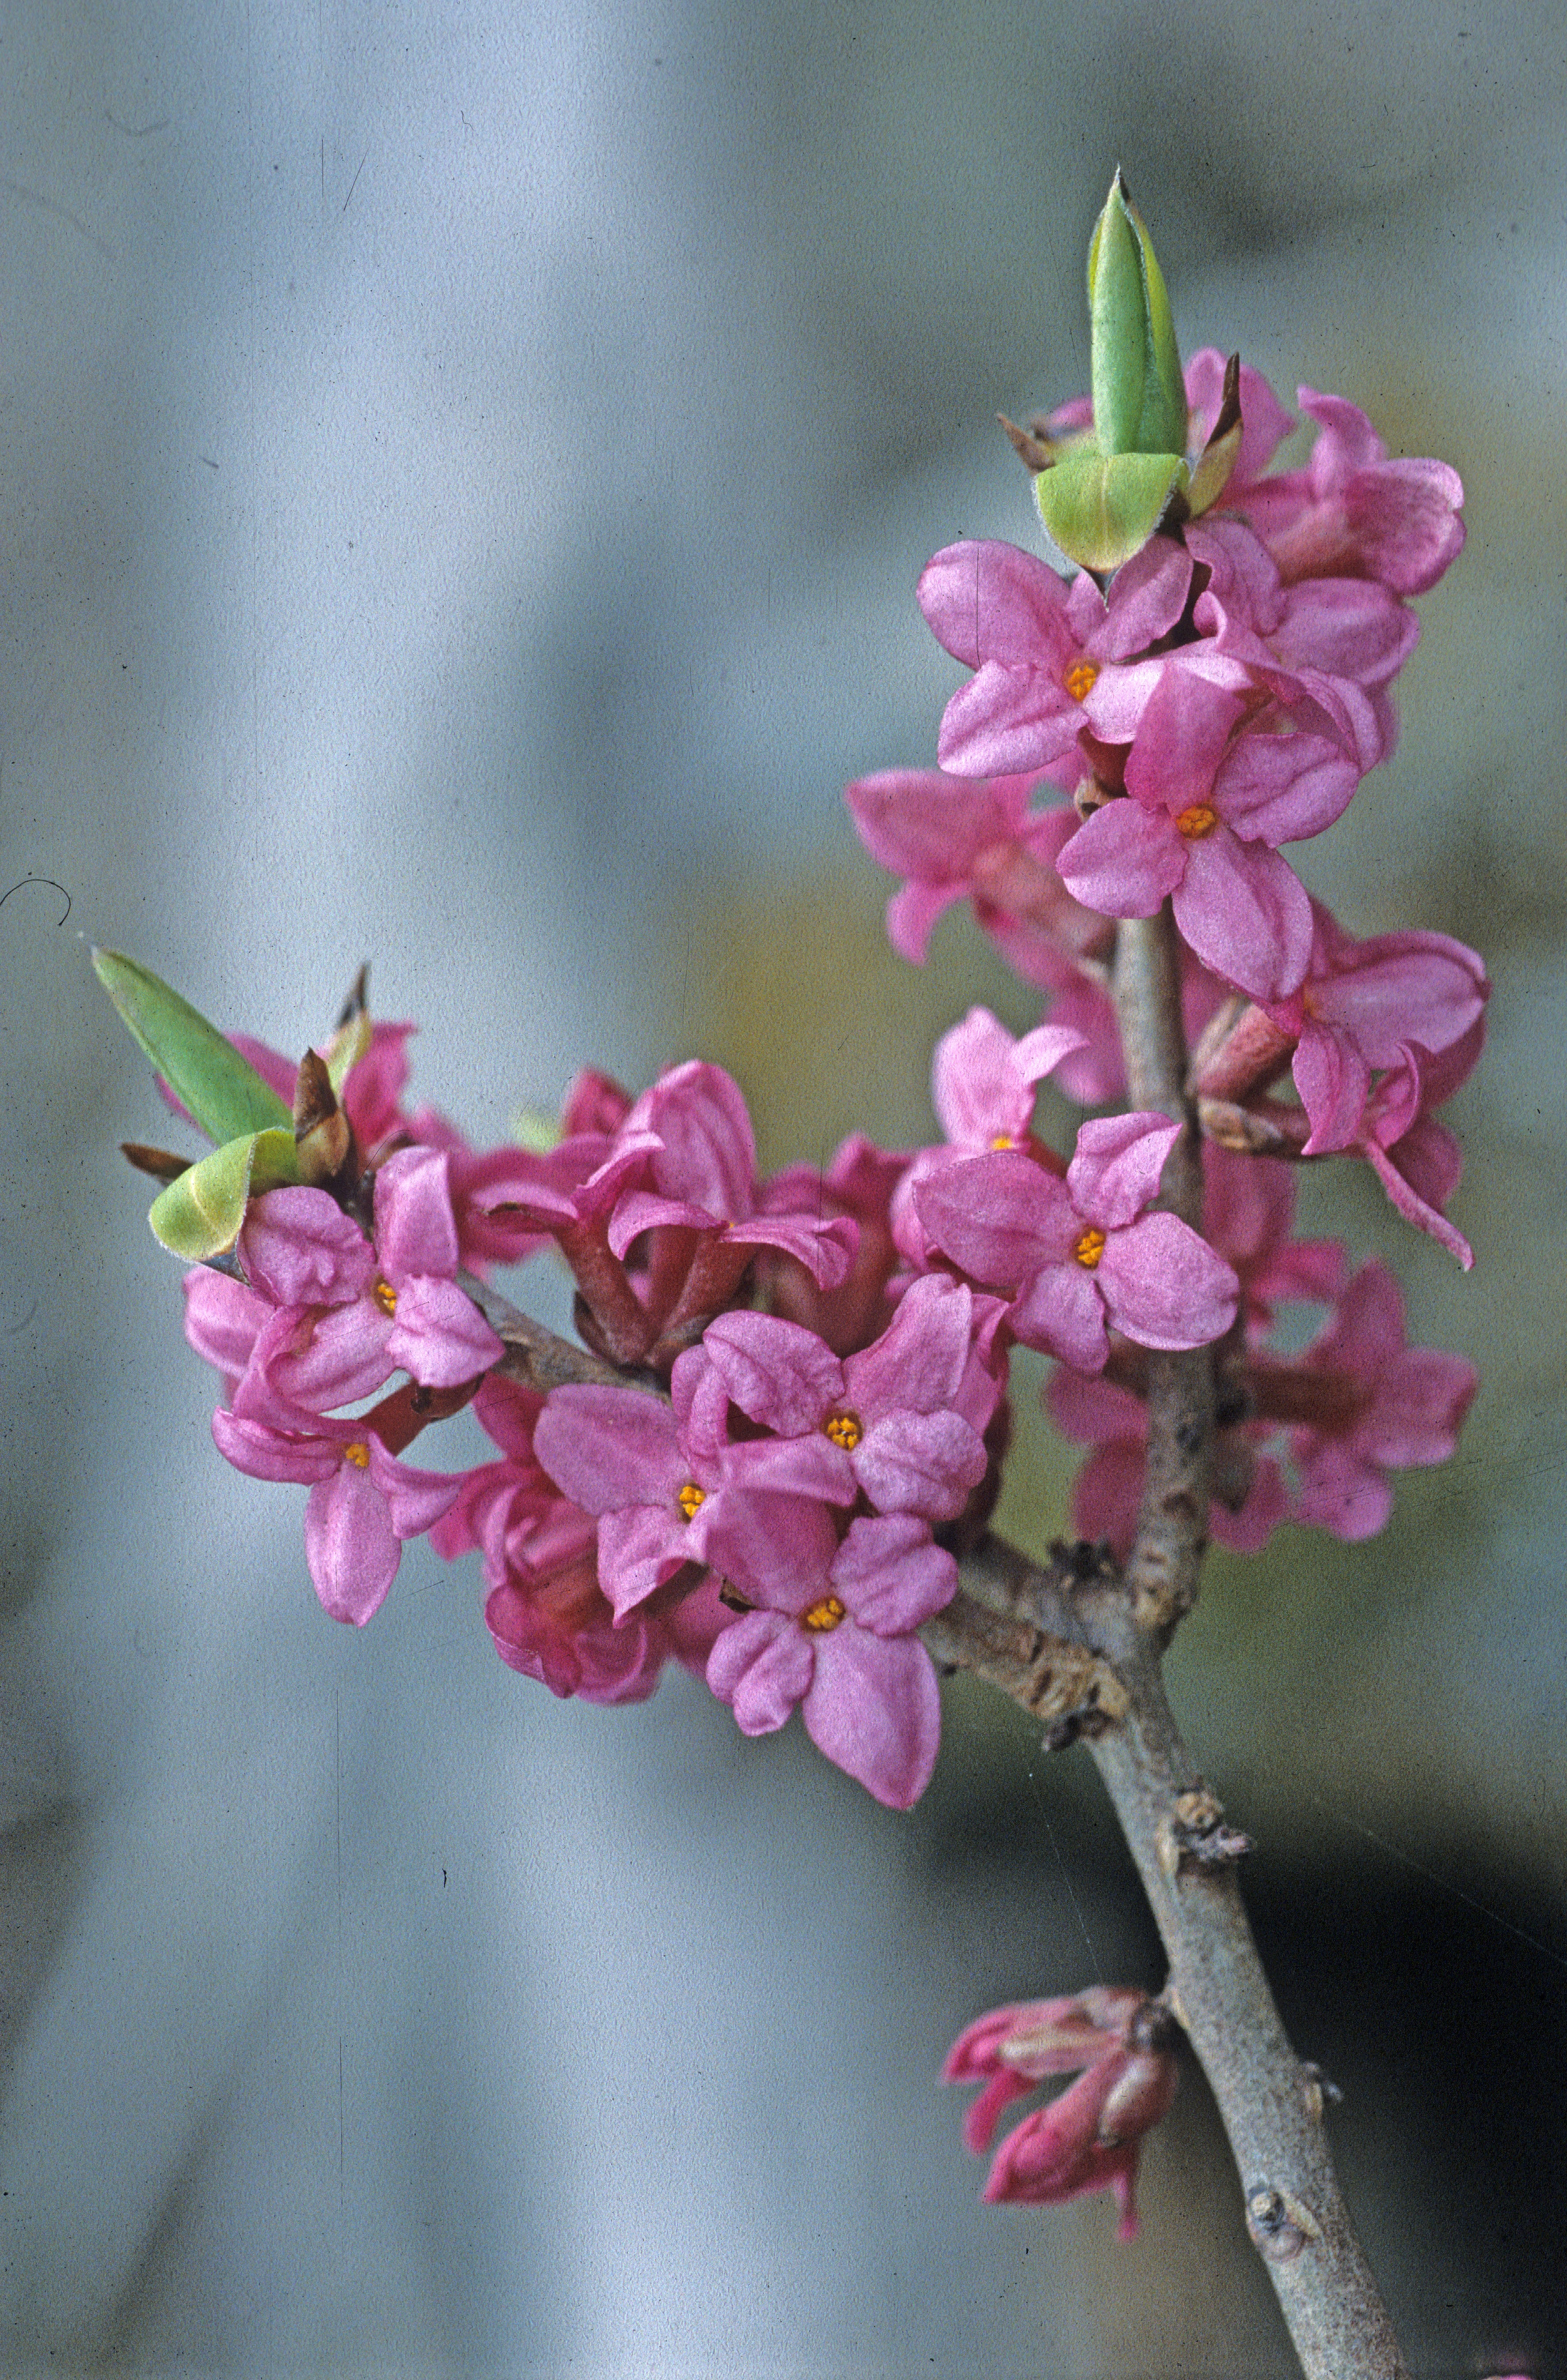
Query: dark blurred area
[{"left": 2, "top": 4, "right": 1563, "bottom": 2372}]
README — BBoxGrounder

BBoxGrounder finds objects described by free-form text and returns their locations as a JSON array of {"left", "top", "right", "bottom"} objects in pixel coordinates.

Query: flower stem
[{"left": 957, "top": 902, "right": 1412, "bottom": 2379}]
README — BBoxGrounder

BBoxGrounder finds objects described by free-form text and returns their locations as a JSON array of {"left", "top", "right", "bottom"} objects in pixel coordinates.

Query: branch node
[
  {"left": 1156, "top": 1785, "right": 1253, "bottom": 1879},
  {"left": 1245, "top": 2183, "right": 1320, "bottom": 2262}
]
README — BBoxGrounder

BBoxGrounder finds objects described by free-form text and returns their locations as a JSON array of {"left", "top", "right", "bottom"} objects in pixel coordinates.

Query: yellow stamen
[
  {"left": 676, "top": 1480, "right": 706, "bottom": 1521},
  {"left": 344, "top": 1440, "right": 372, "bottom": 1469},
  {"left": 989, "top": 1133, "right": 1017, "bottom": 1150},
  {"left": 1074, "top": 1225, "right": 1107, "bottom": 1269},
  {"left": 801, "top": 1594, "right": 846, "bottom": 1633},
  {"left": 823, "top": 1411, "right": 862, "bottom": 1451},
  {"left": 1175, "top": 802, "right": 1217, "bottom": 839},
  {"left": 1065, "top": 658, "right": 1099, "bottom": 703},
  {"left": 373, "top": 1277, "right": 398, "bottom": 1316}
]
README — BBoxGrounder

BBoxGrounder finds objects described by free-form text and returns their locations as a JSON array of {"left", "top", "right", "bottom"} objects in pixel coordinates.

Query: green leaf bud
[
  {"left": 1035, "top": 446, "right": 1190, "bottom": 577},
  {"left": 92, "top": 949, "right": 293, "bottom": 1145},
  {"left": 147, "top": 1126, "right": 301, "bottom": 1260},
  {"left": 1086, "top": 171, "right": 1187, "bottom": 461}
]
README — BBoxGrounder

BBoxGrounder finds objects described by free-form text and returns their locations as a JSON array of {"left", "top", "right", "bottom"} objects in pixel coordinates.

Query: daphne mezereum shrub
[{"left": 97, "top": 174, "right": 1499, "bottom": 2380}]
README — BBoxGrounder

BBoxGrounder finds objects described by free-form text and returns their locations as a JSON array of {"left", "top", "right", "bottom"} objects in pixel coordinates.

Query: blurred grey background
[{"left": 1, "top": 4, "right": 1564, "bottom": 2374}]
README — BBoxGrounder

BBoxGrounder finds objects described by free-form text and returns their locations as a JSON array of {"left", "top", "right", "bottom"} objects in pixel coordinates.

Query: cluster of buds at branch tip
[{"left": 943, "top": 1986, "right": 1180, "bottom": 2239}]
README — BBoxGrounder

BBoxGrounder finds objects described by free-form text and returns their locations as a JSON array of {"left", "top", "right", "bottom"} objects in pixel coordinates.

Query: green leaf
[
  {"left": 1086, "top": 173, "right": 1187, "bottom": 463},
  {"left": 1035, "top": 446, "right": 1189, "bottom": 575},
  {"left": 147, "top": 1127, "right": 301, "bottom": 1260},
  {"left": 93, "top": 949, "right": 293, "bottom": 1144}
]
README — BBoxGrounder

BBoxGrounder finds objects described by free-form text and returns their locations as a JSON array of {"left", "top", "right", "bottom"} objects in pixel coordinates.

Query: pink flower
[
  {"left": 918, "top": 534, "right": 1194, "bottom": 779},
  {"left": 1185, "top": 353, "right": 1465, "bottom": 597},
  {"left": 704, "top": 1509, "right": 956, "bottom": 1808},
  {"left": 1054, "top": 663, "right": 1346, "bottom": 1001},
  {"left": 844, "top": 764, "right": 1111, "bottom": 990},
  {"left": 532, "top": 1351, "right": 850, "bottom": 1619},
  {"left": 230, "top": 1153, "right": 502, "bottom": 1428},
  {"left": 1277, "top": 1259, "right": 1478, "bottom": 1539},
  {"left": 943, "top": 1988, "right": 1178, "bottom": 2240},
  {"left": 700, "top": 1273, "right": 1000, "bottom": 1524},
  {"left": 1278, "top": 915, "right": 1487, "bottom": 1157},
  {"left": 211, "top": 1407, "right": 462, "bottom": 1625},
  {"left": 893, "top": 1007, "right": 1087, "bottom": 1266},
  {"left": 915, "top": 1116, "right": 1238, "bottom": 1373}
]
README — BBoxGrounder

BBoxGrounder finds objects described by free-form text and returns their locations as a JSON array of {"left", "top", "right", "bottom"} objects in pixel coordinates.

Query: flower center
[
  {"left": 1074, "top": 1225, "right": 1107, "bottom": 1269},
  {"left": 823, "top": 1410, "right": 862, "bottom": 1450},
  {"left": 676, "top": 1480, "right": 706, "bottom": 1521},
  {"left": 373, "top": 1277, "right": 398, "bottom": 1315},
  {"left": 1175, "top": 803, "right": 1218, "bottom": 839},
  {"left": 344, "top": 1440, "right": 372, "bottom": 1469},
  {"left": 1065, "top": 658, "right": 1099, "bottom": 703},
  {"left": 801, "top": 1594, "right": 846, "bottom": 1633}
]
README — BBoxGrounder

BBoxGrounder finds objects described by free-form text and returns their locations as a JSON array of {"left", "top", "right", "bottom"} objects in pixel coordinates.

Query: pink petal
[
  {"left": 937, "top": 660, "right": 1083, "bottom": 778},
  {"left": 533, "top": 1385, "right": 683, "bottom": 1513},
  {"left": 366, "top": 1441, "right": 464, "bottom": 1539},
  {"left": 596, "top": 1503, "right": 694, "bottom": 1617},
  {"left": 211, "top": 1407, "right": 341, "bottom": 1485},
  {"left": 917, "top": 539, "right": 1076, "bottom": 670},
  {"left": 1171, "top": 830, "right": 1314, "bottom": 1001},
  {"left": 1094, "top": 1213, "right": 1239, "bottom": 1351},
  {"left": 304, "top": 1462, "right": 401, "bottom": 1625},
  {"left": 1122, "top": 665, "right": 1246, "bottom": 817},
  {"left": 702, "top": 1309, "right": 845, "bottom": 1434},
  {"left": 1054, "top": 798, "right": 1185, "bottom": 919},
  {"left": 707, "top": 1609, "right": 814, "bottom": 1734},
  {"left": 240, "top": 1188, "right": 378, "bottom": 1307},
  {"left": 844, "top": 1271, "right": 972, "bottom": 1417},
  {"left": 701, "top": 1489, "right": 843, "bottom": 1608},
  {"left": 374, "top": 1146, "right": 461, "bottom": 1281},
  {"left": 1066, "top": 1113, "right": 1181, "bottom": 1230},
  {"left": 914, "top": 1151, "right": 1076, "bottom": 1290},
  {"left": 183, "top": 1268, "right": 273, "bottom": 1379},
  {"left": 384, "top": 1274, "right": 504, "bottom": 1387},
  {"left": 802, "top": 1624, "right": 942, "bottom": 1808},
  {"left": 830, "top": 1513, "right": 958, "bottom": 1632},
  {"left": 1009, "top": 1261, "right": 1111, "bottom": 1371}
]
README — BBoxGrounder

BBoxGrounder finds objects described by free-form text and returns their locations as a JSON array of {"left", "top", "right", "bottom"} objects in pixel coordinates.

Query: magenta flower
[
  {"left": 1279, "top": 1259, "right": 1478, "bottom": 1539},
  {"left": 704, "top": 1509, "right": 956, "bottom": 1809},
  {"left": 532, "top": 1349, "right": 849, "bottom": 1618},
  {"left": 943, "top": 1988, "right": 1178, "bottom": 2239},
  {"left": 211, "top": 1407, "right": 462, "bottom": 1625},
  {"left": 919, "top": 533, "right": 1194, "bottom": 780},
  {"left": 1185, "top": 350, "right": 1466, "bottom": 596},
  {"left": 915, "top": 1115, "right": 1238, "bottom": 1373},
  {"left": 701, "top": 1272, "right": 999, "bottom": 1525},
  {"left": 894, "top": 1007, "right": 1087, "bottom": 1266},
  {"left": 844, "top": 763, "right": 1111, "bottom": 990},
  {"left": 230, "top": 1154, "right": 502, "bottom": 1429},
  {"left": 1054, "top": 662, "right": 1344, "bottom": 1001}
]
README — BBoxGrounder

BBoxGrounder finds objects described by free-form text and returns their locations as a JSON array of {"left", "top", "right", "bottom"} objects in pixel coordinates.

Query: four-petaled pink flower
[
  {"left": 704, "top": 1507, "right": 957, "bottom": 1809},
  {"left": 844, "top": 764, "right": 1111, "bottom": 992},
  {"left": 211, "top": 1407, "right": 463, "bottom": 1625},
  {"left": 916, "top": 1115, "right": 1238, "bottom": 1372},
  {"left": 700, "top": 1273, "right": 1000, "bottom": 1524}
]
